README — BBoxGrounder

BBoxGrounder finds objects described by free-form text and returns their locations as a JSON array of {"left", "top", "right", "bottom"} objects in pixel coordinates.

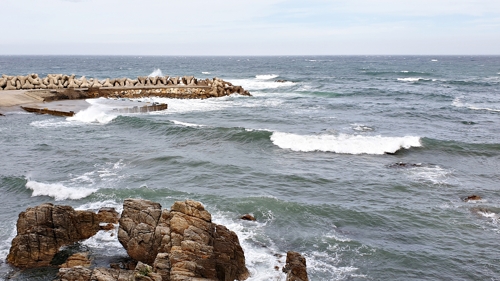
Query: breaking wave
[
  {"left": 26, "top": 180, "right": 98, "bottom": 201},
  {"left": 270, "top": 132, "right": 421, "bottom": 154},
  {"left": 255, "top": 74, "right": 279, "bottom": 80}
]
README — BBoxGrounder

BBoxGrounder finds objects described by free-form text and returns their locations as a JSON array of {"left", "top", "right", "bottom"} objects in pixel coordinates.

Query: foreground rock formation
[
  {"left": 0, "top": 74, "right": 251, "bottom": 101},
  {"left": 7, "top": 203, "right": 118, "bottom": 268},
  {"left": 8, "top": 199, "right": 309, "bottom": 281}
]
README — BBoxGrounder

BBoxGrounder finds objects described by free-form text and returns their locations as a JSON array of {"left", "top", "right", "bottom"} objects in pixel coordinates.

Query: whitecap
[
  {"left": 270, "top": 132, "right": 421, "bottom": 154},
  {"left": 171, "top": 120, "right": 207, "bottom": 127},
  {"left": 26, "top": 180, "right": 98, "bottom": 201},
  {"left": 148, "top": 68, "right": 163, "bottom": 77},
  {"left": 202, "top": 72, "right": 211, "bottom": 74},
  {"left": 452, "top": 97, "right": 500, "bottom": 112},
  {"left": 66, "top": 99, "right": 117, "bottom": 124},
  {"left": 400, "top": 70, "right": 409, "bottom": 73},
  {"left": 397, "top": 77, "right": 425, "bottom": 82},
  {"left": 255, "top": 74, "right": 279, "bottom": 80},
  {"left": 431, "top": 59, "right": 438, "bottom": 62}
]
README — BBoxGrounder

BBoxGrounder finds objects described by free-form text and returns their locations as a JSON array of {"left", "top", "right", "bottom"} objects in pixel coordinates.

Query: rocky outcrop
[
  {"left": 282, "top": 251, "right": 309, "bottom": 281},
  {"left": 119, "top": 199, "right": 248, "bottom": 281},
  {"left": 9, "top": 199, "right": 256, "bottom": 281},
  {"left": 7, "top": 203, "right": 119, "bottom": 268}
]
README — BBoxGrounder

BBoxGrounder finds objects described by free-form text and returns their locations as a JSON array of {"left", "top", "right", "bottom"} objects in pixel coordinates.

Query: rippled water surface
[{"left": 1, "top": 56, "right": 500, "bottom": 280}]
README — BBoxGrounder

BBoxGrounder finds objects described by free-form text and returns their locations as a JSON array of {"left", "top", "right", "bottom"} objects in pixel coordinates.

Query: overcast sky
[{"left": 1, "top": 0, "right": 499, "bottom": 55}]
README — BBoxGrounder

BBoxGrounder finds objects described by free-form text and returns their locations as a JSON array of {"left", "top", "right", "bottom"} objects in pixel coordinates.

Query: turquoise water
[{"left": 1, "top": 56, "right": 500, "bottom": 280}]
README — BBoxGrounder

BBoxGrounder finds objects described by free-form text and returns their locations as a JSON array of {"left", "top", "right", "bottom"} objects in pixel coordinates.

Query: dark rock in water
[
  {"left": 282, "top": 251, "right": 309, "bottom": 281},
  {"left": 275, "top": 80, "right": 289, "bottom": 83},
  {"left": 463, "top": 195, "right": 482, "bottom": 202},
  {"left": 0, "top": 113, "right": 5, "bottom": 116},
  {"left": 7, "top": 203, "right": 119, "bottom": 269},
  {"left": 240, "top": 214, "right": 256, "bottom": 221},
  {"left": 388, "top": 162, "right": 422, "bottom": 168}
]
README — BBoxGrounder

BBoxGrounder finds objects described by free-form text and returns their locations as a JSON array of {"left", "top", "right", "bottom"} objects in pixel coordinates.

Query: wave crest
[
  {"left": 26, "top": 180, "right": 98, "bottom": 201},
  {"left": 270, "top": 132, "right": 421, "bottom": 154}
]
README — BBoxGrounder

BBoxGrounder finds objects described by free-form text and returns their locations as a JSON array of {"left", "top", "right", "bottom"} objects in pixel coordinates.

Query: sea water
[{"left": 1, "top": 56, "right": 500, "bottom": 280}]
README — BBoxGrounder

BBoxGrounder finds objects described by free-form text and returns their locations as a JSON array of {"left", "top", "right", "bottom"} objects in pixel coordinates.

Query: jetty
[{"left": 0, "top": 74, "right": 251, "bottom": 117}]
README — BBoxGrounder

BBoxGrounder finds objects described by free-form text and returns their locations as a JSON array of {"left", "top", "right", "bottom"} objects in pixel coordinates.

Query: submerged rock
[
  {"left": 240, "top": 214, "right": 256, "bottom": 221},
  {"left": 463, "top": 195, "right": 482, "bottom": 202}
]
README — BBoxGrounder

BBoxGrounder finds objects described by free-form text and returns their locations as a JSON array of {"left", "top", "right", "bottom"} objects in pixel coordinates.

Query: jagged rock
[
  {"left": 7, "top": 203, "right": 119, "bottom": 268},
  {"left": 59, "top": 252, "right": 92, "bottom": 268},
  {"left": 134, "top": 262, "right": 162, "bottom": 281},
  {"left": 213, "top": 224, "right": 249, "bottom": 281},
  {"left": 56, "top": 266, "right": 93, "bottom": 281},
  {"left": 91, "top": 268, "right": 134, "bottom": 281},
  {"left": 118, "top": 199, "right": 163, "bottom": 264},
  {"left": 282, "top": 251, "right": 309, "bottom": 281},
  {"left": 240, "top": 214, "right": 256, "bottom": 221}
]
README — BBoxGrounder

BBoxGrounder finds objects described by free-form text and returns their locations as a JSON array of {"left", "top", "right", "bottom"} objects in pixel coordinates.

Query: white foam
[
  {"left": 431, "top": 59, "right": 438, "bottom": 62},
  {"left": 202, "top": 71, "right": 211, "bottom": 74},
  {"left": 30, "top": 119, "right": 77, "bottom": 128},
  {"left": 229, "top": 78, "right": 294, "bottom": 91},
  {"left": 406, "top": 166, "right": 453, "bottom": 185},
  {"left": 211, "top": 211, "right": 286, "bottom": 281},
  {"left": 400, "top": 70, "right": 409, "bottom": 73},
  {"left": 255, "top": 74, "right": 279, "bottom": 80},
  {"left": 135, "top": 97, "right": 230, "bottom": 114},
  {"left": 148, "top": 68, "right": 163, "bottom": 77},
  {"left": 452, "top": 97, "right": 500, "bottom": 112},
  {"left": 271, "top": 132, "right": 421, "bottom": 154},
  {"left": 351, "top": 124, "right": 374, "bottom": 132},
  {"left": 66, "top": 99, "right": 117, "bottom": 124},
  {"left": 26, "top": 180, "right": 98, "bottom": 201},
  {"left": 397, "top": 77, "right": 425, "bottom": 82},
  {"left": 171, "top": 120, "right": 207, "bottom": 128}
]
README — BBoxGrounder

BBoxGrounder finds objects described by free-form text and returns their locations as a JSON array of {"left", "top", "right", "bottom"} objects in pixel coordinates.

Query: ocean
[{"left": 0, "top": 55, "right": 499, "bottom": 280}]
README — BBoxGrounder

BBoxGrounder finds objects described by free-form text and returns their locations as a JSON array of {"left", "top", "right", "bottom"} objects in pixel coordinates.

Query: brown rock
[
  {"left": 213, "top": 224, "right": 250, "bottom": 281},
  {"left": 282, "top": 251, "right": 309, "bottom": 281},
  {"left": 91, "top": 268, "right": 134, "bottom": 281},
  {"left": 463, "top": 195, "right": 482, "bottom": 202},
  {"left": 59, "top": 252, "right": 92, "bottom": 268},
  {"left": 118, "top": 199, "right": 163, "bottom": 264},
  {"left": 240, "top": 214, "right": 256, "bottom": 221},
  {"left": 56, "top": 266, "right": 93, "bottom": 281},
  {"left": 7, "top": 203, "right": 108, "bottom": 268}
]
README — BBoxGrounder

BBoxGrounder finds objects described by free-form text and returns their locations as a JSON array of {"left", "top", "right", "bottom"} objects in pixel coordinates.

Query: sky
[{"left": 0, "top": 0, "right": 499, "bottom": 55}]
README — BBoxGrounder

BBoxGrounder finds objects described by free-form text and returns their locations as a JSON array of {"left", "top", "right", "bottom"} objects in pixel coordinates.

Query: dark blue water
[{"left": 1, "top": 56, "right": 500, "bottom": 280}]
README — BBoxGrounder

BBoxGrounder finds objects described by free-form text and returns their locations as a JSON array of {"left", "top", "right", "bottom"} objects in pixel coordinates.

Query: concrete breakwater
[{"left": 0, "top": 74, "right": 251, "bottom": 100}]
